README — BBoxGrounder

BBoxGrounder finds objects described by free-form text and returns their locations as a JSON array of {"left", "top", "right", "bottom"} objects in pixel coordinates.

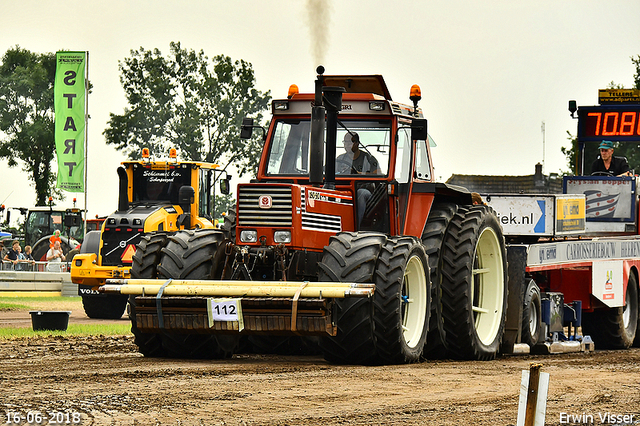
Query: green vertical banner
[{"left": 54, "top": 51, "right": 86, "bottom": 192}]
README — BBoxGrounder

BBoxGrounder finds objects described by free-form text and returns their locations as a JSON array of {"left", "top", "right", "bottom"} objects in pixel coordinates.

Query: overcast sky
[{"left": 2, "top": 0, "right": 639, "bottom": 219}]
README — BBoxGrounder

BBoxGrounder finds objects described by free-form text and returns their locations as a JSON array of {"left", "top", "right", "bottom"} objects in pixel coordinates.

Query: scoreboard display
[{"left": 578, "top": 105, "right": 640, "bottom": 142}]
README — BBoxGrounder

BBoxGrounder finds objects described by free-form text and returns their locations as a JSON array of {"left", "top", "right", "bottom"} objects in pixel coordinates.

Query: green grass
[
  {"left": 0, "top": 296, "right": 132, "bottom": 338},
  {"left": 0, "top": 301, "right": 31, "bottom": 311},
  {"left": 0, "top": 323, "right": 132, "bottom": 339}
]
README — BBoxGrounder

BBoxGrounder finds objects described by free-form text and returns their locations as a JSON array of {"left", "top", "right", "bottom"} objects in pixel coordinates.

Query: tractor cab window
[
  {"left": 266, "top": 120, "right": 311, "bottom": 175},
  {"left": 415, "top": 139, "right": 431, "bottom": 180},
  {"left": 25, "top": 211, "right": 83, "bottom": 245},
  {"left": 335, "top": 121, "right": 390, "bottom": 176},
  {"left": 265, "top": 119, "right": 391, "bottom": 177},
  {"left": 395, "top": 126, "right": 412, "bottom": 183},
  {"left": 132, "top": 166, "right": 192, "bottom": 204}
]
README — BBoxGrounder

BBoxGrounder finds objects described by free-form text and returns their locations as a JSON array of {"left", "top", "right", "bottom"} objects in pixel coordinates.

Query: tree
[
  {"left": 104, "top": 42, "right": 271, "bottom": 177},
  {"left": 0, "top": 46, "right": 62, "bottom": 206}
]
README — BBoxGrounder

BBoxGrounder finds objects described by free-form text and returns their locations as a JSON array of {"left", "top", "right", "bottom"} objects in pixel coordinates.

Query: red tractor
[{"left": 104, "top": 67, "right": 508, "bottom": 364}]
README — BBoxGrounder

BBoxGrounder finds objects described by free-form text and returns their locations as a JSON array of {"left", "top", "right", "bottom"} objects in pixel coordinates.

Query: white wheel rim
[
  {"left": 623, "top": 283, "right": 631, "bottom": 329},
  {"left": 528, "top": 293, "right": 538, "bottom": 336},
  {"left": 401, "top": 254, "right": 428, "bottom": 349},
  {"left": 471, "top": 227, "right": 504, "bottom": 346}
]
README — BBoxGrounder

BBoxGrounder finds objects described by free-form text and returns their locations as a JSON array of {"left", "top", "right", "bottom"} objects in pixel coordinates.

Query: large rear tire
[
  {"left": 583, "top": 272, "right": 638, "bottom": 349},
  {"left": 373, "top": 237, "right": 430, "bottom": 364},
  {"left": 318, "top": 232, "right": 386, "bottom": 364},
  {"left": 440, "top": 205, "right": 508, "bottom": 360},
  {"left": 157, "top": 229, "right": 237, "bottom": 359},
  {"left": 129, "top": 232, "right": 169, "bottom": 357},
  {"left": 421, "top": 203, "right": 457, "bottom": 358}
]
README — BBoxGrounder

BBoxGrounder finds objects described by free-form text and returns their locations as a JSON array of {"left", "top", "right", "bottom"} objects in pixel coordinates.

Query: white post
[{"left": 517, "top": 363, "right": 549, "bottom": 426}]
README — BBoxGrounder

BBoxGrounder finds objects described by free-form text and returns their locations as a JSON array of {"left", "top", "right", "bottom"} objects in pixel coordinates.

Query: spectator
[
  {"left": 471, "top": 192, "right": 485, "bottom": 205},
  {"left": 0, "top": 240, "right": 7, "bottom": 266},
  {"left": 4, "top": 240, "right": 24, "bottom": 269},
  {"left": 23, "top": 245, "right": 36, "bottom": 270},
  {"left": 46, "top": 240, "right": 65, "bottom": 272},
  {"left": 46, "top": 240, "right": 65, "bottom": 262},
  {"left": 49, "top": 229, "right": 62, "bottom": 248},
  {"left": 24, "top": 245, "right": 34, "bottom": 261}
]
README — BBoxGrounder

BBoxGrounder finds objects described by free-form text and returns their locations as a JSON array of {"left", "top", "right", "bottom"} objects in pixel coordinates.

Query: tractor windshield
[{"left": 266, "top": 119, "right": 391, "bottom": 177}]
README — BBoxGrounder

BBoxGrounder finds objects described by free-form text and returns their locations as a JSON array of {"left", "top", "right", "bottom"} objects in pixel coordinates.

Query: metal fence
[{"left": 1, "top": 260, "right": 69, "bottom": 273}]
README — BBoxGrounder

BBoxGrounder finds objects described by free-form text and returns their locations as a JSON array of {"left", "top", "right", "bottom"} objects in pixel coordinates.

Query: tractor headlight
[
  {"left": 273, "top": 230, "right": 292, "bottom": 244},
  {"left": 240, "top": 230, "right": 258, "bottom": 243}
]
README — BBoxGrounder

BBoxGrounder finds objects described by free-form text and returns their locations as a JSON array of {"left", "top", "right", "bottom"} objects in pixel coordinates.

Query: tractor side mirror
[
  {"left": 240, "top": 117, "right": 254, "bottom": 139},
  {"left": 411, "top": 119, "right": 428, "bottom": 141},
  {"left": 220, "top": 175, "right": 232, "bottom": 195}
]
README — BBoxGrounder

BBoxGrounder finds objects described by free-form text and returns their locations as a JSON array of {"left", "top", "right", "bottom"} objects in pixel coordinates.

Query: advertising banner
[{"left": 54, "top": 51, "right": 86, "bottom": 192}]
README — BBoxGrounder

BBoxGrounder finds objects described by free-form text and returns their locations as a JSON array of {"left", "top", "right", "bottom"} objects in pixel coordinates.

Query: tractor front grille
[{"left": 238, "top": 186, "right": 292, "bottom": 227}]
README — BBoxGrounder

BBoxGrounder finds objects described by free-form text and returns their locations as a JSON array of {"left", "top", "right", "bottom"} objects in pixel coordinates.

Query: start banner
[{"left": 54, "top": 51, "right": 86, "bottom": 192}]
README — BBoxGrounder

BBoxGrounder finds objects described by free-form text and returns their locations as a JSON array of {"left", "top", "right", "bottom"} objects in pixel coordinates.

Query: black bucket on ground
[{"left": 29, "top": 311, "right": 71, "bottom": 331}]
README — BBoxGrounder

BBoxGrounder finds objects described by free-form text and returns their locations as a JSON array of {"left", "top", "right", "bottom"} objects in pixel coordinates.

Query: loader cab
[{"left": 124, "top": 159, "right": 219, "bottom": 222}]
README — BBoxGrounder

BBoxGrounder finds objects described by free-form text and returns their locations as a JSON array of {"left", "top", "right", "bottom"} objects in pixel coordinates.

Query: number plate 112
[{"left": 207, "top": 298, "right": 245, "bottom": 331}]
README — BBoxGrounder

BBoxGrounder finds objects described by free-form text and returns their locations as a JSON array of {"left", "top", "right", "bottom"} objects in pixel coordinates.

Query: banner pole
[{"left": 83, "top": 51, "right": 89, "bottom": 239}]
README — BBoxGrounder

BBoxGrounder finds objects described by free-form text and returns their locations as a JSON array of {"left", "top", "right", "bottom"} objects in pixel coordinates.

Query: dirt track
[{"left": 2, "top": 318, "right": 640, "bottom": 426}]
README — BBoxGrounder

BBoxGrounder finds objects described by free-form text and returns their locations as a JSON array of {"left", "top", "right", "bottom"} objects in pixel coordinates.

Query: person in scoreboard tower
[{"left": 590, "top": 140, "right": 631, "bottom": 177}]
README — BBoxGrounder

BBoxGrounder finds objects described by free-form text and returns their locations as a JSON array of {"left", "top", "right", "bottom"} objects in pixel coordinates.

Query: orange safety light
[
  {"left": 410, "top": 84, "right": 422, "bottom": 102},
  {"left": 169, "top": 148, "right": 177, "bottom": 159},
  {"left": 142, "top": 148, "right": 150, "bottom": 158},
  {"left": 287, "top": 84, "right": 299, "bottom": 99}
]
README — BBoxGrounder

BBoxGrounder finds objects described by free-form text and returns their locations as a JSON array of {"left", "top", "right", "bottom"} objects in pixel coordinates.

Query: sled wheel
[
  {"left": 584, "top": 272, "right": 638, "bottom": 349},
  {"left": 521, "top": 279, "right": 542, "bottom": 347}
]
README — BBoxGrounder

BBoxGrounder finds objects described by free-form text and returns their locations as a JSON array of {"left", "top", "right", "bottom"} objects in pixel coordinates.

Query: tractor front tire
[
  {"left": 157, "top": 229, "right": 237, "bottom": 359},
  {"left": 318, "top": 232, "right": 386, "bottom": 365},
  {"left": 440, "top": 205, "right": 508, "bottom": 360},
  {"left": 129, "top": 232, "right": 170, "bottom": 357},
  {"left": 373, "top": 237, "right": 430, "bottom": 364}
]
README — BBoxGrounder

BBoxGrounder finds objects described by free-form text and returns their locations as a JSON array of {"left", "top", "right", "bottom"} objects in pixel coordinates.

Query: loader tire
[
  {"left": 129, "top": 232, "right": 169, "bottom": 357},
  {"left": 81, "top": 295, "right": 128, "bottom": 319},
  {"left": 421, "top": 202, "right": 458, "bottom": 358},
  {"left": 583, "top": 272, "right": 638, "bottom": 349},
  {"left": 373, "top": 236, "right": 430, "bottom": 364},
  {"left": 131, "top": 232, "right": 168, "bottom": 279},
  {"left": 440, "top": 205, "right": 508, "bottom": 360},
  {"left": 521, "top": 279, "right": 542, "bottom": 347},
  {"left": 157, "top": 229, "right": 237, "bottom": 359},
  {"left": 220, "top": 205, "right": 236, "bottom": 241},
  {"left": 318, "top": 232, "right": 386, "bottom": 364}
]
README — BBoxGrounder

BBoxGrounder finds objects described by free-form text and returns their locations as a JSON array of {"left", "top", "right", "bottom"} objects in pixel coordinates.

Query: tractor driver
[
  {"left": 336, "top": 132, "right": 380, "bottom": 175},
  {"left": 336, "top": 132, "right": 381, "bottom": 226}
]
